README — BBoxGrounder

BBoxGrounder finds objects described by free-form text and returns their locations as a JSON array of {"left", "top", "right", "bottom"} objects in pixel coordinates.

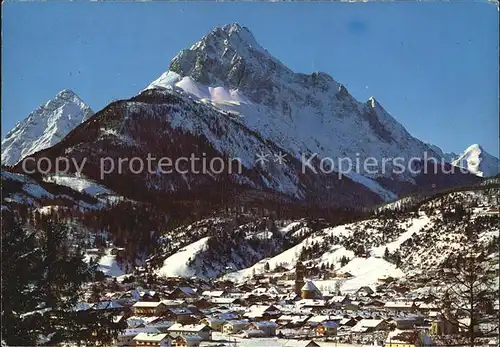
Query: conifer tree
[{"left": 1, "top": 211, "right": 125, "bottom": 346}]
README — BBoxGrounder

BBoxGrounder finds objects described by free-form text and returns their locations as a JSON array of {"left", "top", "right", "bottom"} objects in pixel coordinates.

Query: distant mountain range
[{"left": 2, "top": 23, "right": 496, "bottom": 209}]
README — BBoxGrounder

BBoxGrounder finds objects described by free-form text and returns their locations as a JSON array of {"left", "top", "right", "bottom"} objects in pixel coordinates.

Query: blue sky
[{"left": 2, "top": 1, "right": 499, "bottom": 156}]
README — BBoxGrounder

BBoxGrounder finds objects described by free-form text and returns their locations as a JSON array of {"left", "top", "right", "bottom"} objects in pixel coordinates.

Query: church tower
[{"left": 295, "top": 261, "right": 305, "bottom": 295}]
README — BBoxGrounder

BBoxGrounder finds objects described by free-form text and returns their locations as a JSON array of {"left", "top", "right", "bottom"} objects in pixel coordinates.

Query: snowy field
[
  {"left": 84, "top": 248, "right": 124, "bottom": 277},
  {"left": 44, "top": 175, "right": 113, "bottom": 196}
]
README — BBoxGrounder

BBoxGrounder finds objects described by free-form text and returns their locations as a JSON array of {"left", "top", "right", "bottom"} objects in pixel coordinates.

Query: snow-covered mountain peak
[
  {"left": 54, "top": 89, "right": 83, "bottom": 102},
  {"left": 1, "top": 90, "right": 94, "bottom": 166},
  {"left": 214, "top": 23, "right": 266, "bottom": 54},
  {"left": 185, "top": 22, "right": 270, "bottom": 64},
  {"left": 39, "top": 89, "right": 90, "bottom": 116},
  {"left": 465, "top": 143, "right": 483, "bottom": 152},
  {"left": 55, "top": 88, "right": 79, "bottom": 99},
  {"left": 166, "top": 23, "right": 342, "bottom": 109},
  {"left": 452, "top": 143, "right": 500, "bottom": 177}
]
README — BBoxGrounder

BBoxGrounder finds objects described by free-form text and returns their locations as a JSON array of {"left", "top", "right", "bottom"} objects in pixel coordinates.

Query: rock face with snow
[
  {"left": 1, "top": 89, "right": 94, "bottom": 166},
  {"left": 426, "top": 143, "right": 458, "bottom": 164},
  {"left": 144, "top": 24, "right": 476, "bottom": 192},
  {"left": 452, "top": 144, "right": 500, "bottom": 177}
]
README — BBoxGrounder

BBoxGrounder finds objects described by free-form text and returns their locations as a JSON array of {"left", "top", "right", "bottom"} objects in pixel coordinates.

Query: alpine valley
[{"left": 2, "top": 23, "right": 499, "bottom": 347}]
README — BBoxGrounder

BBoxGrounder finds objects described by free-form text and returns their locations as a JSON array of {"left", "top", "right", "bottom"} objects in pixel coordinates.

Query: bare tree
[
  {"left": 334, "top": 278, "right": 346, "bottom": 296},
  {"left": 437, "top": 223, "right": 499, "bottom": 347}
]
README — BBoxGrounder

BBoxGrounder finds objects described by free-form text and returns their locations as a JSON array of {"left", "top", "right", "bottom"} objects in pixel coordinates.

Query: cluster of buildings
[{"left": 82, "top": 262, "right": 498, "bottom": 347}]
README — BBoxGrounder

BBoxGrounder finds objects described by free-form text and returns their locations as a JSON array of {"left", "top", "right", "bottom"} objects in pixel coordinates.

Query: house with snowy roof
[
  {"left": 132, "top": 332, "right": 172, "bottom": 347},
  {"left": 92, "top": 300, "right": 127, "bottom": 314},
  {"left": 306, "top": 315, "right": 333, "bottom": 327},
  {"left": 210, "top": 297, "right": 242, "bottom": 307},
  {"left": 343, "top": 300, "right": 362, "bottom": 310},
  {"left": 296, "top": 298, "right": 328, "bottom": 310},
  {"left": 281, "top": 291, "right": 301, "bottom": 302},
  {"left": 385, "top": 329, "right": 433, "bottom": 347},
  {"left": 221, "top": 320, "right": 250, "bottom": 334},
  {"left": 239, "top": 329, "right": 266, "bottom": 338},
  {"left": 351, "top": 318, "right": 389, "bottom": 333},
  {"left": 117, "top": 328, "right": 161, "bottom": 347},
  {"left": 339, "top": 317, "right": 357, "bottom": 327},
  {"left": 168, "top": 287, "right": 197, "bottom": 299},
  {"left": 161, "top": 299, "right": 185, "bottom": 308},
  {"left": 132, "top": 301, "right": 167, "bottom": 316},
  {"left": 199, "top": 317, "right": 225, "bottom": 331},
  {"left": 146, "top": 319, "right": 176, "bottom": 333},
  {"left": 136, "top": 288, "right": 161, "bottom": 301},
  {"left": 164, "top": 307, "right": 196, "bottom": 324},
  {"left": 384, "top": 301, "right": 418, "bottom": 312},
  {"left": 217, "top": 312, "right": 239, "bottom": 321},
  {"left": 387, "top": 315, "right": 425, "bottom": 330},
  {"left": 355, "top": 286, "right": 375, "bottom": 297},
  {"left": 276, "top": 314, "right": 311, "bottom": 328},
  {"left": 301, "top": 281, "right": 323, "bottom": 299},
  {"left": 167, "top": 323, "right": 212, "bottom": 341},
  {"left": 328, "top": 295, "right": 351, "bottom": 307},
  {"left": 126, "top": 315, "right": 162, "bottom": 328},
  {"left": 281, "top": 342, "right": 321, "bottom": 347},
  {"left": 316, "top": 320, "right": 339, "bottom": 337},
  {"left": 413, "top": 302, "right": 439, "bottom": 312},
  {"left": 201, "top": 290, "right": 225, "bottom": 298},
  {"left": 252, "top": 285, "right": 283, "bottom": 297},
  {"left": 173, "top": 335, "right": 202, "bottom": 347},
  {"left": 194, "top": 298, "right": 214, "bottom": 310},
  {"left": 245, "top": 321, "right": 278, "bottom": 337},
  {"left": 243, "top": 304, "right": 281, "bottom": 320}
]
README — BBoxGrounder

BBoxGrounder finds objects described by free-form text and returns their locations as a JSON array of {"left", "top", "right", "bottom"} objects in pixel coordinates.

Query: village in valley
[
  {"left": 85, "top": 257, "right": 497, "bottom": 347},
  {"left": 2, "top": 171, "right": 498, "bottom": 347},
  {"left": 72, "top": 187, "right": 498, "bottom": 347}
]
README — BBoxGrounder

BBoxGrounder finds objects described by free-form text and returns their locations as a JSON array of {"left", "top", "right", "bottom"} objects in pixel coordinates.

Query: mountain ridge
[
  {"left": 143, "top": 23, "right": 483, "bottom": 190},
  {"left": 5, "top": 23, "right": 491, "bottom": 210}
]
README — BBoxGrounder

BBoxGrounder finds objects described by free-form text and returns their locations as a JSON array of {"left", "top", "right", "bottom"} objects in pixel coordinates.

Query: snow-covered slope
[
  {"left": 156, "top": 237, "right": 212, "bottom": 278},
  {"left": 97, "top": 248, "right": 125, "bottom": 277},
  {"left": 1, "top": 171, "right": 104, "bottom": 210},
  {"left": 452, "top": 144, "right": 500, "bottom": 177},
  {"left": 84, "top": 248, "right": 125, "bottom": 277},
  {"left": 43, "top": 174, "right": 116, "bottom": 198},
  {"left": 1, "top": 89, "right": 94, "bottom": 166},
  {"left": 153, "top": 217, "right": 316, "bottom": 280},
  {"left": 144, "top": 23, "right": 447, "bottom": 191},
  {"left": 154, "top": 184, "right": 498, "bottom": 292},
  {"left": 222, "top": 215, "right": 430, "bottom": 289}
]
